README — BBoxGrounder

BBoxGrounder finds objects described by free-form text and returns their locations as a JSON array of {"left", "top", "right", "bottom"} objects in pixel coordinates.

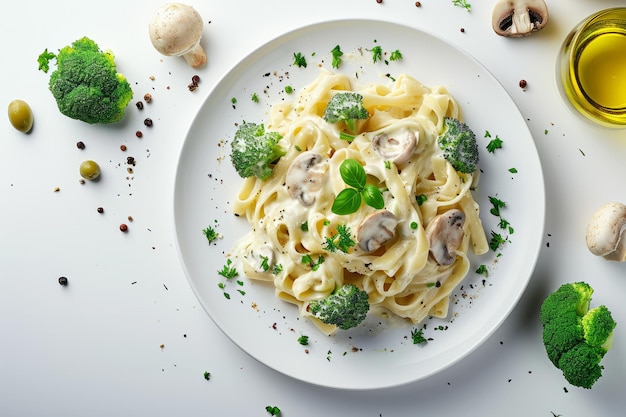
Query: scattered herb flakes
[
  {"left": 370, "top": 45, "right": 383, "bottom": 63},
  {"left": 489, "top": 231, "right": 507, "bottom": 252},
  {"left": 202, "top": 225, "right": 219, "bottom": 244},
  {"left": 323, "top": 224, "right": 356, "bottom": 253},
  {"left": 411, "top": 328, "right": 427, "bottom": 344},
  {"left": 488, "top": 196, "right": 506, "bottom": 217},
  {"left": 218, "top": 259, "right": 238, "bottom": 280},
  {"left": 284, "top": 85, "right": 293, "bottom": 94},
  {"left": 251, "top": 93, "right": 259, "bottom": 103},
  {"left": 508, "top": 167, "right": 518, "bottom": 174},
  {"left": 293, "top": 52, "right": 307, "bottom": 68},
  {"left": 579, "top": 148, "right": 586, "bottom": 156},
  {"left": 389, "top": 49, "right": 403, "bottom": 61},
  {"left": 297, "top": 335, "right": 309, "bottom": 346},
  {"left": 475, "top": 264, "right": 488, "bottom": 277},
  {"left": 265, "top": 406, "right": 281, "bottom": 416},
  {"left": 331, "top": 45, "right": 343, "bottom": 69},
  {"left": 452, "top": 0, "right": 471, "bottom": 11},
  {"left": 203, "top": 371, "right": 211, "bottom": 381},
  {"left": 486, "top": 135, "right": 503, "bottom": 153},
  {"left": 416, "top": 194, "right": 427, "bottom": 206}
]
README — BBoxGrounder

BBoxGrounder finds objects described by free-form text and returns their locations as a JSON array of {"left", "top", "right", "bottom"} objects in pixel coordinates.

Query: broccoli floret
[
  {"left": 539, "top": 282, "right": 616, "bottom": 389},
  {"left": 308, "top": 284, "right": 370, "bottom": 330},
  {"left": 230, "top": 122, "right": 286, "bottom": 180},
  {"left": 437, "top": 117, "right": 479, "bottom": 173},
  {"left": 322, "top": 92, "right": 370, "bottom": 134},
  {"left": 38, "top": 37, "right": 133, "bottom": 124}
]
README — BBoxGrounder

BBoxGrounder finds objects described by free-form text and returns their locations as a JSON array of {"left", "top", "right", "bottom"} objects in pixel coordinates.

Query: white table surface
[{"left": 2, "top": 1, "right": 626, "bottom": 415}]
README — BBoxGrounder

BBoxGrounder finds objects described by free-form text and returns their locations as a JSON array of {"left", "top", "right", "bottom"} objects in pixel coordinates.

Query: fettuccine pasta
[{"left": 232, "top": 69, "right": 488, "bottom": 335}]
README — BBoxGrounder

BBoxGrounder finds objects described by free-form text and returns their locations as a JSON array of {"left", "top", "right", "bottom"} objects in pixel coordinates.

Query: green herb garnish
[
  {"left": 218, "top": 259, "right": 238, "bottom": 279},
  {"left": 331, "top": 45, "right": 343, "bottom": 69},
  {"left": 411, "top": 328, "right": 427, "bottom": 344},
  {"left": 293, "top": 52, "right": 307, "bottom": 68},
  {"left": 331, "top": 159, "right": 384, "bottom": 215},
  {"left": 323, "top": 224, "right": 356, "bottom": 253}
]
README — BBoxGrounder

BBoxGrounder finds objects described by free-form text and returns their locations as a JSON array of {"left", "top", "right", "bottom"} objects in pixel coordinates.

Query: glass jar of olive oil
[{"left": 558, "top": 8, "right": 626, "bottom": 128}]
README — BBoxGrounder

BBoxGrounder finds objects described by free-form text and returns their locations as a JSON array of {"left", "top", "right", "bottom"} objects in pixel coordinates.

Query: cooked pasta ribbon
[{"left": 232, "top": 70, "right": 488, "bottom": 335}]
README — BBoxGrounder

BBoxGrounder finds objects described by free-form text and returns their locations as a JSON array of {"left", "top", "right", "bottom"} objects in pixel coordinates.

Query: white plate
[{"left": 173, "top": 19, "right": 545, "bottom": 390}]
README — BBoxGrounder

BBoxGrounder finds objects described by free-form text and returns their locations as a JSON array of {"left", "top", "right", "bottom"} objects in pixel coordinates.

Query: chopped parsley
[
  {"left": 293, "top": 52, "right": 307, "bottom": 68},
  {"left": 272, "top": 264, "right": 283, "bottom": 275},
  {"left": 331, "top": 45, "right": 343, "bottom": 69},
  {"left": 452, "top": 0, "right": 471, "bottom": 11},
  {"left": 508, "top": 167, "right": 518, "bottom": 173},
  {"left": 488, "top": 196, "right": 506, "bottom": 217},
  {"left": 489, "top": 231, "right": 507, "bottom": 252},
  {"left": 302, "top": 254, "right": 325, "bottom": 271},
  {"left": 300, "top": 221, "right": 309, "bottom": 232},
  {"left": 370, "top": 45, "right": 383, "bottom": 63},
  {"left": 202, "top": 225, "right": 219, "bottom": 244},
  {"left": 486, "top": 135, "right": 503, "bottom": 153},
  {"left": 259, "top": 255, "right": 270, "bottom": 272},
  {"left": 251, "top": 93, "right": 259, "bottom": 103},
  {"left": 203, "top": 371, "right": 211, "bottom": 381},
  {"left": 389, "top": 49, "right": 403, "bottom": 61},
  {"left": 297, "top": 335, "right": 309, "bottom": 346},
  {"left": 411, "top": 328, "right": 427, "bottom": 344},
  {"left": 265, "top": 406, "right": 281, "bottom": 416},
  {"left": 218, "top": 259, "right": 238, "bottom": 280},
  {"left": 323, "top": 223, "right": 356, "bottom": 253},
  {"left": 475, "top": 264, "right": 488, "bottom": 277}
]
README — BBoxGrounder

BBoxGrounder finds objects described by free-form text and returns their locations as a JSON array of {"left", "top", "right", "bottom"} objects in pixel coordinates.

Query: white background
[{"left": 1, "top": 0, "right": 625, "bottom": 415}]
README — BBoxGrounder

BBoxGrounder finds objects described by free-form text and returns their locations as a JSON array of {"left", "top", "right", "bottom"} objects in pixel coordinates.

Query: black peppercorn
[
  {"left": 144, "top": 118, "right": 153, "bottom": 127},
  {"left": 58, "top": 276, "right": 68, "bottom": 286},
  {"left": 76, "top": 141, "right": 85, "bottom": 149},
  {"left": 136, "top": 101, "right": 144, "bottom": 110}
]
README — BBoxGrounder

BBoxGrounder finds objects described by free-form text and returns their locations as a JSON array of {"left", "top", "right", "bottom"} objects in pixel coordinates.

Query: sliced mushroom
[
  {"left": 585, "top": 202, "right": 626, "bottom": 262},
  {"left": 286, "top": 151, "right": 327, "bottom": 206},
  {"left": 357, "top": 210, "right": 398, "bottom": 252},
  {"left": 426, "top": 209, "right": 465, "bottom": 265},
  {"left": 371, "top": 128, "right": 418, "bottom": 165},
  {"left": 492, "top": 0, "right": 549, "bottom": 38}
]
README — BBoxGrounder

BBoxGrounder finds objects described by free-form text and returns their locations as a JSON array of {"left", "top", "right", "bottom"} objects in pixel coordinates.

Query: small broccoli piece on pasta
[
  {"left": 308, "top": 284, "right": 370, "bottom": 330},
  {"left": 230, "top": 122, "right": 286, "bottom": 180},
  {"left": 437, "top": 117, "right": 479, "bottom": 174},
  {"left": 322, "top": 92, "right": 370, "bottom": 134}
]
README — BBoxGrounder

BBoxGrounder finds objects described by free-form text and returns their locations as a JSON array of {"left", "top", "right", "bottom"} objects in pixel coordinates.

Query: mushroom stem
[{"left": 182, "top": 42, "right": 207, "bottom": 68}]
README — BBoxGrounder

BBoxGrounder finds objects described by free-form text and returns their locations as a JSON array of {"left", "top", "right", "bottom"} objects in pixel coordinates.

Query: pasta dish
[{"left": 231, "top": 69, "right": 488, "bottom": 335}]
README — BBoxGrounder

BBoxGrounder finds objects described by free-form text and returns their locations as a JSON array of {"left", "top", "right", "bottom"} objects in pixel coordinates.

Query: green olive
[
  {"left": 79, "top": 160, "right": 101, "bottom": 181},
  {"left": 8, "top": 99, "right": 34, "bottom": 133}
]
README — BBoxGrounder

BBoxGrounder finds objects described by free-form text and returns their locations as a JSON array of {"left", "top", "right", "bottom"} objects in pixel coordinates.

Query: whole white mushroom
[
  {"left": 149, "top": 3, "right": 207, "bottom": 68},
  {"left": 585, "top": 202, "right": 626, "bottom": 261}
]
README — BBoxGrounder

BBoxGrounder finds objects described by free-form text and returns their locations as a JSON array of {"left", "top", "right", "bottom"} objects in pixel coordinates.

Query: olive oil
[
  {"left": 558, "top": 8, "right": 626, "bottom": 127},
  {"left": 576, "top": 31, "right": 626, "bottom": 110}
]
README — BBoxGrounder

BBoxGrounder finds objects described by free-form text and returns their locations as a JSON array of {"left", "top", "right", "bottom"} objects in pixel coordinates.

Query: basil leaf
[
  {"left": 331, "top": 188, "right": 362, "bottom": 215},
  {"left": 362, "top": 184, "right": 384, "bottom": 209},
  {"left": 339, "top": 159, "right": 366, "bottom": 189}
]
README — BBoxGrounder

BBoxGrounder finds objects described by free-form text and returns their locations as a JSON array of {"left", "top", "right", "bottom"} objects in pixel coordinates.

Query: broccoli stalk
[
  {"left": 308, "top": 284, "right": 370, "bottom": 331},
  {"left": 539, "top": 282, "right": 616, "bottom": 389},
  {"left": 437, "top": 117, "right": 479, "bottom": 174},
  {"left": 230, "top": 122, "right": 286, "bottom": 180},
  {"left": 38, "top": 37, "right": 133, "bottom": 124},
  {"left": 322, "top": 92, "right": 370, "bottom": 135}
]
